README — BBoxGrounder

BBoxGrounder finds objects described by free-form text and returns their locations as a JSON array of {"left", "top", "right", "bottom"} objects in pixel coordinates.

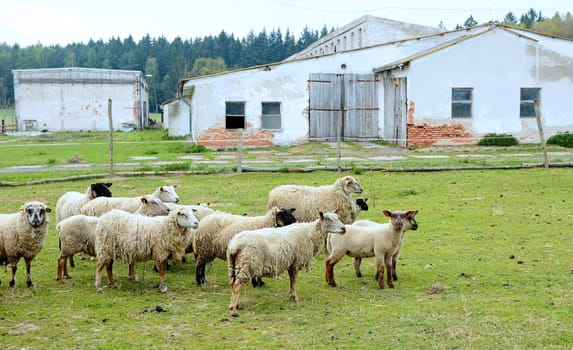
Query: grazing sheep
[
  {"left": 325, "top": 210, "right": 418, "bottom": 289},
  {"left": 94, "top": 207, "right": 198, "bottom": 293},
  {"left": 56, "top": 196, "right": 170, "bottom": 281},
  {"left": 194, "top": 207, "right": 297, "bottom": 286},
  {"left": 227, "top": 210, "right": 346, "bottom": 317},
  {"left": 56, "top": 183, "right": 113, "bottom": 223},
  {"left": 80, "top": 185, "right": 179, "bottom": 217},
  {"left": 267, "top": 176, "right": 363, "bottom": 224},
  {"left": 0, "top": 201, "right": 51, "bottom": 288}
]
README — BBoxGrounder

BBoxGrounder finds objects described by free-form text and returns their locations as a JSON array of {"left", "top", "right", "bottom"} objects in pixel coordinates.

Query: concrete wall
[{"left": 13, "top": 68, "right": 149, "bottom": 132}]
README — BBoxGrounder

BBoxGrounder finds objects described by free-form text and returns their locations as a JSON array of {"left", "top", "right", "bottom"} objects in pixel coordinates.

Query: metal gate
[{"left": 309, "top": 73, "right": 379, "bottom": 141}]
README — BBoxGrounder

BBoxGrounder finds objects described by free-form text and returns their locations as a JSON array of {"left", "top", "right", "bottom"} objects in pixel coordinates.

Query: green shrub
[
  {"left": 169, "top": 142, "right": 208, "bottom": 154},
  {"left": 547, "top": 131, "right": 573, "bottom": 148},
  {"left": 477, "top": 133, "right": 518, "bottom": 146}
]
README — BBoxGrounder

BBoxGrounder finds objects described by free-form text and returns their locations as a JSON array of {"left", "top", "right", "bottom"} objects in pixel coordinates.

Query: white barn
[
  {"left": 12, "top": 68, "right": 150, "bottom": 132},
  {"left": 165, "top": 16, "right": 573, "bottom": 147}
]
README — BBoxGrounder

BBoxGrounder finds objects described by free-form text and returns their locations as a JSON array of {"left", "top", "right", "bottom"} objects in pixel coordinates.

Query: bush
[
  {"left": 477, "top": 133, "right": 518, "bottom": 146},
  {"left": 547, "top": 131, "right": 573, "bottom": 148}
]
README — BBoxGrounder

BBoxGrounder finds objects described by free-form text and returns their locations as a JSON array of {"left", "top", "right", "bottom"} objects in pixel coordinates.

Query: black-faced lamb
[
  {"left": 0, "top": 201, "right": 51, "bottom": 288},
  {"left": 94, "top": 207, "right": 198, "bottom": 293},
  {"left": 194, "top": 207, "right": 297, "bottom": 286},
  {"left": 56, "top": 196, "right": 170, "bottom": 281},
  {"left": 80, "top": 185, "right": 179, "bottom": 217},
  {"left": 325, "top": 210, "right": 418, "bottom": 289},
  {"left": 267, "top": 176, "right": 363, "bottom": 224},
  {"left": 227, "top": 210, "right": 346, "bottom": 317}
]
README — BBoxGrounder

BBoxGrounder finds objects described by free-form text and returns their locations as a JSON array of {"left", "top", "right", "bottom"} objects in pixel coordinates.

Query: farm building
[
  {"left": 165, "top": 15, "right": 573, "bottom": 147},
  {"left": 12, "top": 68, "right": 150, "bottom": 132}
]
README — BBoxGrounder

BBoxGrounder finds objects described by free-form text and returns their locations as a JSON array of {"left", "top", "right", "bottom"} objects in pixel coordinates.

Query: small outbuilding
[{"left": 12, "top": 67, "right": 149, "bottom": 132}]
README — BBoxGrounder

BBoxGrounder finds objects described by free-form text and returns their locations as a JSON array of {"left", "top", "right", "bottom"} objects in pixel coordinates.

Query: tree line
[{"left": 1, "top": 9, "right": 571, "bottom": 111}]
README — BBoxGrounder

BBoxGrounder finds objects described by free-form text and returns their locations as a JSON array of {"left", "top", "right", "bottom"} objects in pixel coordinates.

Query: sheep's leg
[
  {"left": 129, "top": 263, "right": 139, "bottom": 282},
  {"left": 9, "top": 259, "right": 19, "bottom": 289},
  {"left": 287, "top": 267, "right": 300, "bottom": 305},
  {"left": 376, "top": 258, "right": 385, "bottom": 289},
  {"left": 106, "top": 261, "right": 116, "bottom": 288},
  {"left": 325, "top": 258, "right": 337, "bottom": 287},
  {"left": 229, "top": 280, "right": 242, "bottom": 317},
  {"left": 63, "top": 255, "right": 71, "bottom": 279},
  {"left": 69, "top": 254, "right": 76, "bottom": 268},
  {"left": 391, "top": 256, "right": 398, "bottom": 281},
  {"left": 95, "top": 261, "right": 104, "bottom": 292},
  {"left": 157, "top": 260, "right": 168, "bottom": 293},
  {"left": 353, "top": 257, "right": 363, "bottom": 278},
  {"left": 25, "top": 258, "right": 34, "bottom": 288},
  {"left": 385, "top": 255, "right": 394, "bottom": 289},
  {"left": 57, "top": 255, "right": 67, "bottom": 281},
  {"left": 251, "top": 277, "right": 265, "bottom": 288},
  {"left": 195, "top": 257, "right": 213, "bottom": 286}
]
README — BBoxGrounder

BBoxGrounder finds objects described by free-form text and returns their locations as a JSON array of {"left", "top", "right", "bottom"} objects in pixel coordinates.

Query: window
[
  {"left": 225, "top": 102, "right": 245, "bottom": 129},
  {"left": 262, "top": 102, "right": 281, "bottom": 130},
  {"left": 452, "top": 88, "right": 473, "bottom": 118},
  {"left": 520, "top": 88, "right": 540, "bottom": 118}
]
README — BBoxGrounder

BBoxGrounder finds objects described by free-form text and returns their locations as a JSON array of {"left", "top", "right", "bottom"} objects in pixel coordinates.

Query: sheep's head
[
  {"left": 319, "top": 210, "right": 346, "bottom": 234},
  {"left": 21, "top": 201, "right": 51, "bottom": 228},
  {"left": 138, "top": 196, "right": 170, "bottom": 216},
  {"left": 157, "top": 185, "right": 180, "bottom": 203},
  {"left": 355, "top": 198, "right": 369, "bottom": 212},
  {"left": 340, "top": 176, "right": 363, "bottom": 195},
  {"left": 276, "top": 207, "right": 297, "bottom": 227},
  {"left": 383, "top": 210, "right": 419, "bottom": 232},
  {"left": 174, "top": 208, "right": 199, "bottom": 230},
  {"left": 90, "top": 182, "right": 113, "bottom": 199}
]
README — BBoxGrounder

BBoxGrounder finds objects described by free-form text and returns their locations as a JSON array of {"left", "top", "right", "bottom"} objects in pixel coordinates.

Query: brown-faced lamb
[
  {"left": 325, "top": 210, "right": 418, "bottom": 289},
  {"left": 194, "top": 207, "right": 297, "bottom": 286},
  {"left": 267, "top": 176, "right": 363, "bottom": 224},
  {"left": 227, "top": 210, "right": 346, "bottom": 317},
  {"left": 94, "top": 207, "right": 198, "bottom": 293},
  {"left": 80, "top": 185, "right": 179, "bottom": 217},
  {"left": 0, "top": 201, "right": 51, "bottom": 288},
  {"left": 56, "top": 196, "right": 170, "bottom": 281}
]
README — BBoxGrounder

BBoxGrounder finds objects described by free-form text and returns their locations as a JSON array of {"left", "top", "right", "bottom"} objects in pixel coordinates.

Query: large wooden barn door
[
  {"left": 383, "top": 75, "right": 407, "bottom": 147},
  {"left": 309, "top": 73, "right": 378, "bottom": 141}
]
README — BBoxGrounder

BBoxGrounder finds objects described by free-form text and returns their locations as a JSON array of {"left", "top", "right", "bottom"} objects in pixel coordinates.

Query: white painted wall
[{"left": 13, "top": 68, "right": 149, "bottom": 132}]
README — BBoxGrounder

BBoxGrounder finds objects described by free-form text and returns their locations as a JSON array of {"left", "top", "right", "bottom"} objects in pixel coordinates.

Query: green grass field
[{"left": 0, "top": 168, "right": 571, "bottom": 349}]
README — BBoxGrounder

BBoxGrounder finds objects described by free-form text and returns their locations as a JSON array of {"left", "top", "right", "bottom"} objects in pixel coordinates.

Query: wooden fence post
[
  {"left": 108, "top": 99, "right": 114, "bottom": 177},
  {"left": 534, "top": 99, "right": 548, "bottom": 169}
]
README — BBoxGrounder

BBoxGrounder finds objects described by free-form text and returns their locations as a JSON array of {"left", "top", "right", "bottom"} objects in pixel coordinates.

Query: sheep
[
  {"left": 166, "top": 202, "right": 214, "bottom": 222},
  {"left": 351, "top": 197, "right": 369, "bottom": 222},
  {"left": 56, "top": 196, "right": 170, "bottom": 281},
  {"left": 325, "top": 210, "right": 418, "bottom": 289},
  {"left": 55, "top": 182, "right": 112, "bottom": 267},
  {"left": 0, "top": 201, "right": 51, "bottom": 288},
  {"left": 55, "top": 183, "right": 113, "bottom": 223},
  {"left": 80, "top": 185, "right": 179, "bottom": 217},
  {"left": 267, "top": 176, "right": 363, "bottom": 224},
  {"left": 194, "top": 207, "right": 297, "bottom": 286},
  {"left": 94, "top": 207, "right": 198, "bottom": 293},
  {"left": 227, "top": 210, "right": 346, "bottom": 317}
]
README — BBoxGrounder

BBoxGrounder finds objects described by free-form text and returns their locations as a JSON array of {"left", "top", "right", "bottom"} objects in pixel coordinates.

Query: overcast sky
[{"left": 2, "top": 0, "right": 571, "bottom": 47}]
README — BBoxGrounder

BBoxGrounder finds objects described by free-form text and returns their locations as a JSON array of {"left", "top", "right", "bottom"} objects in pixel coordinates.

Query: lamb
[
  {"left": 267, "top": 176, "right": 363, "bottom": 224},
  {"left": 0, "top": 201, "right": 51, "bottom": 288},
  {"left": 194, "top": 206, "right": 297, "bottom": 286},
  {"left": 81, "top": 185, "right": 179, "bottom": 217},
  {"left": 94, "top": 207, "right": 198, "bottom": 293},
  {"left": 56, "top": 196, "right": 170, "bottom": 281},
  {"left": 325, "top": 210, "right": 418, "bottom": 289},
  {"left": 227, "top": 210, "right": 346, "bottom": 317}
]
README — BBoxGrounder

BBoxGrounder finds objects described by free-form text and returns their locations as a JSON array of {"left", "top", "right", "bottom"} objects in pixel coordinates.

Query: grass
[{"left": 0, "top": 169, "right": 571, "bottom": 349}]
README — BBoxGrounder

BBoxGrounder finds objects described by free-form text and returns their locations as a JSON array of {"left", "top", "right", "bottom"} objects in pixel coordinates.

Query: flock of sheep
[{"left": 0, "top": 176, "right": 418, "bottom": 316}]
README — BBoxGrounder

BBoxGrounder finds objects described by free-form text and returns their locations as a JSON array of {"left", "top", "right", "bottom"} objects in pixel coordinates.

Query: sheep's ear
[
  {"left": 159, "top": 186, "right": 164, "bottom": 191},
  {"left": 45, "top": 207, "right": 52, "bottom": 213},
  {"left": 406, "top": 210, "right": 418, "bottom": 217},
  {"left": 382, "top": 210, "right": 392, "bottom": 217},
  {"left": 319, "top": 211, "right": 324, "bottom": 219},
  {"left": 364, "top": 198, "right": 368, "bottom": 202},
  {"left": 140, "top": 196, "right": 149, "bottom": 204},
  {"left": 105, "top": 183, "right": 113, "bottom": 188},
  {"left": 290, "top": 207, "right": 296, "bottom": 212},
  {"left": 174, "top": 184, "right": 179, "bottom": 188},
  {"left": 334, "top": 208, "right": 342, "bottom": 215}
]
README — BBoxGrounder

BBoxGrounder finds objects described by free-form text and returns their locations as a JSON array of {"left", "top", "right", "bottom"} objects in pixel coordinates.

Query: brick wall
[
  {"left": 196, "top": 127, "right": 274, "bottom": 147},
  {"left": 407, "top": 122, "right": 474, "bottom": 147}
]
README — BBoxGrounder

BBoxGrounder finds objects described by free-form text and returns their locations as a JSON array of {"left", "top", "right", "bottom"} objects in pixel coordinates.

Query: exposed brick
[
  {"left": 407, "top": 122, "right": 473, "bottom": 147},
  {"left": 196, "top": 127, "right": 274, "bottom": 147}
]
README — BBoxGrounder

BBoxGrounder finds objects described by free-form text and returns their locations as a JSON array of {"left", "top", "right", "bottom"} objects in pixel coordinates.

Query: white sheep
[
  {"left": 0, "top": 201, "right": 51, "bottom": 288},
  {"left": 267, "top": 176, "right": 363, "bottom": 224},
  {"left": 56, "top": 196, "right": 170, "bottom": 281},
  {"left": 227, "top": 210, "right": 346, "bottom": 317},
  {"left": 55, "top": 183, "right": 113, "bottom": 223},
  {"left": 194, "top": 206, "right": 297, "bottom": 286},
  {"left": 325, "top": 210, "right": 418, "bottom": 289},
  {"left": 80, "top": 185, "right": 179, "bottom": 217},
  {"left": 94, "top": 207, "right": 198, "bottom": 293}
]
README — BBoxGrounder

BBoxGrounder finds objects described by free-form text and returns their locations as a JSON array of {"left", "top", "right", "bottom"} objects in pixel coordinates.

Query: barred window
[{"left": 225, "top": 102, "right": 245, "bottom": 129}]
